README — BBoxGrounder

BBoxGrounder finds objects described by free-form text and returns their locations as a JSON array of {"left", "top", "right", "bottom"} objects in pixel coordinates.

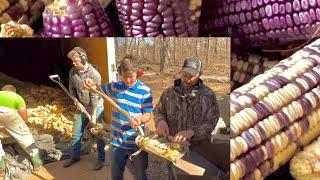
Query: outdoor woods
[{"left": 115, "top": 37, "right": 231, "bottom": 76}]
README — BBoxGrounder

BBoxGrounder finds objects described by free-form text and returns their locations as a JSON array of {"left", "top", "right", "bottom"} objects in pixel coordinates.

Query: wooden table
[{"left": 172, "top": 135, "right": 229, "bottom": 180}]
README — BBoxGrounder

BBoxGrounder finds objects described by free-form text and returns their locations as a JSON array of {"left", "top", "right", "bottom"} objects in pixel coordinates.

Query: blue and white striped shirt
[{"left": 101, "top": 80, "right": 153, "bottom": 149}]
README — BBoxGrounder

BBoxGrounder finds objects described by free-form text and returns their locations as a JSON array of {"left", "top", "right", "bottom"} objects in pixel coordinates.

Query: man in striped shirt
[{"left": 84, "top": 57, "right": 153, "bottom": 180}]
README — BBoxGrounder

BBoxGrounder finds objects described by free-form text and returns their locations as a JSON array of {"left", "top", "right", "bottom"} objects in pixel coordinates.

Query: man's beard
[{"left": 182, "top": 82, "right": 194, "bottom": 92}]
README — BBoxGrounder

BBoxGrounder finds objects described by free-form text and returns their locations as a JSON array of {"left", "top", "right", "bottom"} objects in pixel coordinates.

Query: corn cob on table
[{"left": 134, "top": 135, "right": 189, "bottom": 163}]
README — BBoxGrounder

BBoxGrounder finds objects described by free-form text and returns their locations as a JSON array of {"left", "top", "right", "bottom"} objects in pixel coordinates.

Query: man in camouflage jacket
[{"left": 154, "top": 57, "right": 220, "bottom": 179}]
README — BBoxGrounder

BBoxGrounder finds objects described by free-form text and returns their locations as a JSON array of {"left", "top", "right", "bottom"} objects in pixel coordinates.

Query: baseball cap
[{"left": 181, "top": 56, "right": 202, "bottom": 76}]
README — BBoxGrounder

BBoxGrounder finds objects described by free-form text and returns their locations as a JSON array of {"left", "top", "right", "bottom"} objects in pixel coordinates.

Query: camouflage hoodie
[{"left": 154, "top": 79, "right": 220, "bottom": 146}]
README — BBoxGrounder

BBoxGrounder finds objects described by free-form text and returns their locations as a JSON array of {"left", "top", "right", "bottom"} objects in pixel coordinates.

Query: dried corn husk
[
  {"left": 28, "top": 105, "right": 73, "bottom": 141},
  {"left": 0, "top": 20, "right": 33, "bottom": 37}
]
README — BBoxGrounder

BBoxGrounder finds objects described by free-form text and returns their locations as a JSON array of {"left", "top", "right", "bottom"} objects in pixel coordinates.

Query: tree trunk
[
  {"left": 206, "top": 38, "right": 209, "bottom": 63},
  {"left": 160, "top": 38, "right": 169, "bottom": 72}
]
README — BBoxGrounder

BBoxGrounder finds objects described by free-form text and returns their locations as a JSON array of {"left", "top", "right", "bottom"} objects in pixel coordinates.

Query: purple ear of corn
[
  {"left": 115, "top": 0, "right": 202, "bottom": 37},
  {"left": 42, "top": 0, "right": 114, "bottom": 37},
  {"left": 231, "top": 53, "right": 281, "bottom": 90},
  {"left": 200, "top": 0, "right": 320, "bottom": 47}
]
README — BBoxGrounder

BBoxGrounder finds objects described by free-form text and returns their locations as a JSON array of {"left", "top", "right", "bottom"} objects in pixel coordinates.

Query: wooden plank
[
  {"left": 30, "top": 166, "right": 54, "bottom": 180},
  {"left": 195, "top": 141, "right": 230, "bottom": 172},
  {"left": 173, "top": 151, "right": 227, "bottom": 179}
]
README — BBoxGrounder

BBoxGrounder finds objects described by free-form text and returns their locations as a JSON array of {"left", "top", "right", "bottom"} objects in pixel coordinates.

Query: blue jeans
[
  {"left": 110, "top": 146, "right": 148, "bottom": 180},
  {"left": 71, "top": 105, "right": 105, "bottom": 161},
  {"left": 167, "top": 161, "right": 175, "bottom": 180}
]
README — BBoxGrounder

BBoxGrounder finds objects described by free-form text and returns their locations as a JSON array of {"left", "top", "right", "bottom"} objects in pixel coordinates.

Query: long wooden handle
[
  {"left": 91, "top": 88, "right": 145, "bottom": 136},
  {"left": 49, "top": 75, "right": 92, "bottom": 120},
  {"left": 91, "top": 88, "right": 131, "bottom": 118}
]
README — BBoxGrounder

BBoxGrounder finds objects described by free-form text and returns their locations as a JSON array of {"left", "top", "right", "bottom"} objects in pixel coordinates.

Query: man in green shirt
[{"left": 0, "top": 84, "right": 43, "bottom": 176}]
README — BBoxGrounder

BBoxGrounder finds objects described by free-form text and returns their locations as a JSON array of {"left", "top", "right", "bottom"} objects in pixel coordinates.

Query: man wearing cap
[
  {"left": 63, "top": 47, "right": 106, "bottom": 171},
  {"left": 154, "top": 57, "right": 220, "bottom": 180}
]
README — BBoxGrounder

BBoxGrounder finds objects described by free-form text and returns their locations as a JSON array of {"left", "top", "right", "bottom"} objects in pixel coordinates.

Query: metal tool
[
  {"left": 90, "top": 86, "right": 145, "bottom": 137},
  {"left": 49, "top": 74, "right": 92, "bottom": 120}
]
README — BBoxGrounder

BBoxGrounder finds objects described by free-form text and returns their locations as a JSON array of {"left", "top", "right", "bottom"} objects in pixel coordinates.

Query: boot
[
  {"left": 94, "top": 160, "right": 104, "bottom": 171},
  {"left": 63, "top": 158, "right": 80, "bottom": 168},
  {"left": 31, "top": 153, "right": 43, "bottom": 171}
]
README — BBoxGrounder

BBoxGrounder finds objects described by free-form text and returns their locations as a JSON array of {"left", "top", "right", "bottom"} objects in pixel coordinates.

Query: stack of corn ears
[
  {"left": 230, "top": 38, "right": 320, "bottom": 180},
  {"left": 20, "top": 85, "right": 75, "bottom": 119},
  {"left": 0, "top": 0, "right": 47, "bottom": 26},
  {"left": 290, "top": 136, "right": 320, "bottom": 179},
  {"left": 28, "top": 105, "right": 73, "bottom": 141},
  {"left": 231, "top": 53, "right": 280, "bottom": 90}
]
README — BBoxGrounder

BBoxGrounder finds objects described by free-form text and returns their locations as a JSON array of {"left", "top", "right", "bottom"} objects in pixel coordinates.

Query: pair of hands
[
  {"left": 75, "top": 102, "right": 86, "bottom": 113},
  {"left": 156, "top": 120, "right": 194, "bottom": 143},
  {"left": 83, "top": 78, "right": 96, "bottom": 91},
  {"left": 77, "top": 78, "right": 97, "bottom": 125},
  {"left": 75, "top": 102, "right": 98, "bottom": 126},
  {"left": 127, "top": 117, "right": 142, "bottom": 129}
]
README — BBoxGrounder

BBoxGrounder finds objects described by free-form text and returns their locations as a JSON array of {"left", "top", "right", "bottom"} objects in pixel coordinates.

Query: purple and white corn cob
[
  {"left": 115, "top": 0, "right": 202, "bottom": 37},
  {"left": 42, "top": 0, "right": 114, "bottom": 37},
  {"left": 230, "top": 39, "right": 320, "bottom": 180},
  {"left": 200, "top": 0, "right": 320, "bottom": 47},
  {"left": 231, "top": 53, "right": 281, "bottom": 90}
]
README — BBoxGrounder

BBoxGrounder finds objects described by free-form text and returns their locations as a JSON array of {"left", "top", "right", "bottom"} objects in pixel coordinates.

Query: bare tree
[
  {"left": 206, "top": 38, "right": 209, "bottom": 63},
  {"left": 160, "top": 38, "right": 169, "bottom": 72},
  {"left": 115, "top": 37, "right": 230, "bottom": 75},
  {"left": 136, "top": 38, "right": 140, "bottom": 61},
  {"left": 127, "top": 38, "right": 134, "bottom": 55}
]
